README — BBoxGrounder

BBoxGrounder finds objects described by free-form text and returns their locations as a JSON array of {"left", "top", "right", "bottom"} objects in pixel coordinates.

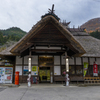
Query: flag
[
  {"left": 93, "top": 63, "right": 98, "bottom": 76},
  {"left": 84, "top": 62, "right": 88, "bottom": 77}
]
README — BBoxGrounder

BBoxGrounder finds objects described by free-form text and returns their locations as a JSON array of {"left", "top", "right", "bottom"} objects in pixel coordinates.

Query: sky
[{"left": 0, "top": 0, "right": 100, "bottom": 32}]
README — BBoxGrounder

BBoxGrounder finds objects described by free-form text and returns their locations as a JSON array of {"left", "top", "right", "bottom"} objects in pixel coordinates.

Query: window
[
  {"left": 69, "top": 66, "right": 75, "bottom": 74},
  {"left": 76, "top": 66, "right": 83, "bottom": 74}
]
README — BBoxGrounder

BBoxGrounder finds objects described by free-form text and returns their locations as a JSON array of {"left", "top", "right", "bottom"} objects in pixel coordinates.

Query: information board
[
  {"left": 0, "top": 67, "right": 13, "bottom": 83},
  {"left": 31, "top": 66, "right": 38, "bottom": 75}
]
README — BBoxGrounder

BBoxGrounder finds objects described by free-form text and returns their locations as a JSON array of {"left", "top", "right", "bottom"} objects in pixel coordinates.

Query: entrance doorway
[
  {"left": 39, "top": 67, "right": 50, "bottom": 83},
  {"left": 39, "top": 56, "right": 54, "bottom": 83}
]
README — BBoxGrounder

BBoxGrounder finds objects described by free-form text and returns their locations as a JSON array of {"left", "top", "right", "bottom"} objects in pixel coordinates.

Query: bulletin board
[
  {"left": 54, "top": 66, "right": 60, "bottom": 75},
  {"left": 31, "top": 66, "right": 38, "bottom": 75}
]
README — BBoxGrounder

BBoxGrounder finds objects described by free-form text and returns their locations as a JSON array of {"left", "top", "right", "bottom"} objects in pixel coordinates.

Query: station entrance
[
  {"left": 39, "top": 67, "right": 50, "bottom": 83},
  {"left": 39, "top": 56, "right": 53, "bottom": 83}
]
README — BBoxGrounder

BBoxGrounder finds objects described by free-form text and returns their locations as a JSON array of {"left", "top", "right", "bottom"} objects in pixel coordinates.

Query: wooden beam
[
  {"left": 31, "top": 49, "right": 66, "bottom": 52},
  {"left": 20, "top": 43, "right": 33, "bottom": 53}
]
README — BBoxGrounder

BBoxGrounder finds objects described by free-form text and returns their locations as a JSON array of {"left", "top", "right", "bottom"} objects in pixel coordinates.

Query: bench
[
  {"left": 54, "top": 76, "right": 84, "bottom": 84},
  {"left": 54, "top": 76, "right": 65, "bottom": 83},
  {"left": 84, "top": 77, "right": 100, "bottom": 84},
  {"left": 70, "top": 77, "right": 84, "bottom": 84}
]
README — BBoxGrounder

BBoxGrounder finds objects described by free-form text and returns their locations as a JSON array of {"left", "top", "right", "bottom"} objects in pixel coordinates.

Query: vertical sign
[
  {"left": 84, "top": 62, "right": 88, "bottom": 77},
  {"left": 93, "top": 63, "right": 98, "bottom": 76}
]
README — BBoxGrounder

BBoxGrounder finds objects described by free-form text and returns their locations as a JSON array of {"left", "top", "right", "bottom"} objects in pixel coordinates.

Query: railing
[{"left": 84, "top": 77, "right": 100, "bottom": 83}]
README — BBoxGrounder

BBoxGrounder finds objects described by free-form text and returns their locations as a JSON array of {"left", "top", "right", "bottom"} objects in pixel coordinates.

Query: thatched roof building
[
  {"left": 0, "top": 24, "right": 100, "bottom": 58},
  {"left": 0, "top": 6, "right": 100, "bottom": 84}
]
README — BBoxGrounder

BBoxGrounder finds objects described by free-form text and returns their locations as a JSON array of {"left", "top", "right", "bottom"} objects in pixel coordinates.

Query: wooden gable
[
  {"left": 10, "top": 15, "right": 86, "bottom": 57},
  {"left": 29, "top": 22, "right": 70, "bottom": 44}
]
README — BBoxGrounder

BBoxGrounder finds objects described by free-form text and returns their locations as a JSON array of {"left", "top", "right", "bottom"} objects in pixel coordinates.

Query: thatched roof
[
  {"left": 1, "top": 14, "right": 100, "bottom": 57},
  {"left": 67, "top": 28, "right": 100, "bottom": 57},
  {"left": 0, "top": 28, "right": 100, "bottom": 57},
  {"left": 74, "top": 35, "right": 100, "bottom": 57},
  {"left": 9, "top": 15, "right": 85, "bottom": 56},
  {"left": 0, "top": 43, "right": 17, "bottom": 56}
]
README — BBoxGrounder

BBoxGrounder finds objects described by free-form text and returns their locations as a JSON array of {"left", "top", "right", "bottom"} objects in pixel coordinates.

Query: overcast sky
[{"left": 0, "top": 0, "right": 100, "bottom": 32}]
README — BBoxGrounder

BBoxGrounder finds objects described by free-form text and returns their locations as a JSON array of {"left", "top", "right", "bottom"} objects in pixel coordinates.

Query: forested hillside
[
  {"left": 81, "top": 18, "right": 100, "bottom": 33},
  {"left": 90, "top": 30, "right": 100, "bottom": 40},
  {"left": 0, "top": 27, "right": 26, "bottom": 45}
]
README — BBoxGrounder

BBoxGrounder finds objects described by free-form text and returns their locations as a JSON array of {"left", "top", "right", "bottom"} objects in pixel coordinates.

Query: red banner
[{"left": 93, "top": 64, "right": 98, "bottom": 76}]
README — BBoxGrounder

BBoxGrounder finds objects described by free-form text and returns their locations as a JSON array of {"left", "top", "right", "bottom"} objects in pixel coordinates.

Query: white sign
[{"left": 54, "top": 66, "right": 60, "bottom": 75}]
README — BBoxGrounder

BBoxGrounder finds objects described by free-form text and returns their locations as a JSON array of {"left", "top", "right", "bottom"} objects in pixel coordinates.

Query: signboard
[
  {"left": 83, "top": 62, "right": 88, "bottom": 76},
  {"left": 93, "top": 63, "right": 98, "bottom": 76},
  {"left": 5, "top": 67, "right": 13, "bottom": 83},
  {"left": 0, "top": 68, "right": 5, "bottom": 83},
  {"left": 23, "top": 66, "right": 28, "bottom": 75},
  {"left": 31, "top": 66, "right": 38, "bottom": 75},
  {"left": 32, "top": 66, "right": 37, "bottom": 71},
  {"left": 0, "top": 67, "right": 13, "bottom": 83},
  {"left": 54, "top": 66, "right": 60, "bottom": 75}
]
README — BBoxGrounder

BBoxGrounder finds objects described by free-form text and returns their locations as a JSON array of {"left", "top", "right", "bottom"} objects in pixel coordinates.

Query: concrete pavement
[{"left": 0, "top": 84, "right": 100, "bottom": 100}]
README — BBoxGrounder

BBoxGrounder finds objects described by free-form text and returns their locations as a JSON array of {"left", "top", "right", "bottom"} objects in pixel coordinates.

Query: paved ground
[{"left": 0, "top": 84, "right": 100, "bottom": 100}]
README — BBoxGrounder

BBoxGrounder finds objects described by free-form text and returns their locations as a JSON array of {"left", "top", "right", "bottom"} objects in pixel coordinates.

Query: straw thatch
[
  {"left": 66, "top": 28, "right": 100, "bottom": 57},
  {"left": 9, "top": 15, "right": 85, "bottom": 56},
  {"left": 0, "top": 14, "right": 100, "bottom": 57},
  {"left": 0, "top": 43, "right": 17, "bottom": 56}
]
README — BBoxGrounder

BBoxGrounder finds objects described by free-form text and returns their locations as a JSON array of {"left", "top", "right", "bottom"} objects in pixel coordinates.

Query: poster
[
  {"left": 5, "top": 68, "right": 13, "bottom": 74},
  {"left": 31, "top": 66, "right": 38, "bottom": 75},
  {"left": 0, "top": 68, "right": 5, "bottom": 83},
  {"left": 5, "top": 67, "right": 13, "bottom": 83},
  {"left": 0, "top": 67, "right": 13, "bottom": 83},
  {"left": 84, "top": 62, "right": 88, "bottom": 76},
  {"left": 54, "top": 66, "right": 60, "bottom": 75},
  {"left": 32, "top": 66, "right": 37, "bottom": 71},
  {"left": 93, "top": 63, "right": 98, "bottom": 76},
  {"left": 23, "top": 66, "right": 28, "bottom": 75}
]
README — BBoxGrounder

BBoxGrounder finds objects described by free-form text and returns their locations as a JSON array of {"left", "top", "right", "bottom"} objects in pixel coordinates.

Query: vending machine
[
  {"left": 5, "top": 67, "right": 13, "bottom": 83},
  {"left": 0, "top": 68, "right": 5, "bottom": 83},
  {"left": 0, "top": 67, "right": 13, "bottom": 84}
]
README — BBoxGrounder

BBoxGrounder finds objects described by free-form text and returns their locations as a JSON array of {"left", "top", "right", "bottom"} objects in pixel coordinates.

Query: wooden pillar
[
  {"left": 81, "top": 57, "right": 83, "bottom": 75},
  {"left": 22, "top": 56, "right": 24, "bottom": 83},
  {"left": 65, "top": 52, "right": 69, "bottom": 86},
  {"left": 74, "top": 57, "right": 76, "bottom": 75},
  {"left": 28, "top": 50, "right": 32, "bottom": 72}
]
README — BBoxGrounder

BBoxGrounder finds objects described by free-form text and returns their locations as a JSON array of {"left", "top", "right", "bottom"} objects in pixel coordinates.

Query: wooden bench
[
  {"left": 54, "top": 76, "right": 84, "bottom": 84},
  {"left": 54, "top": 76, "right": 65, "bottom": 83},
  {"left": 70, "top": 77, "right": 84, "bottom": 84},
  {"left": 84, "top": 77, "right": 100, "bottom": 83}
]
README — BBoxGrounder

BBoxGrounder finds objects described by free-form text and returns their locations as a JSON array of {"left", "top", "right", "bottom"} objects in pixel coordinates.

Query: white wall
[
  {"left": 83, "top": 57, "right": 88, "bottom": 64},
  {"left": 54, "top": 56, "right": 60, "bottom": 65},
  {"left": 15, "top": 66, "right": 22, "bottom": 75},
  {"left": 90, "top": 58, "right": 95, "bottom": 65},
  {"left": 16, "top": 56, "right": 22, "bottom": 64},
  {"left": 96, "top": 58, "right": 100, "bottom": 65},
  {"left": 69, "top": 58, "right": 74, "bottom": 65},
  {"left": 54, "top": 66, "right": 61, "bottom": 75},
  {"left": 32, "top": 56, "right": 38, "bottom": 65},
  {"left": 24, "top": 56, "right": 28, "bottom": 64},
  {"left": 76, "top": 57, "right": 81, "bottom": 65}
]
